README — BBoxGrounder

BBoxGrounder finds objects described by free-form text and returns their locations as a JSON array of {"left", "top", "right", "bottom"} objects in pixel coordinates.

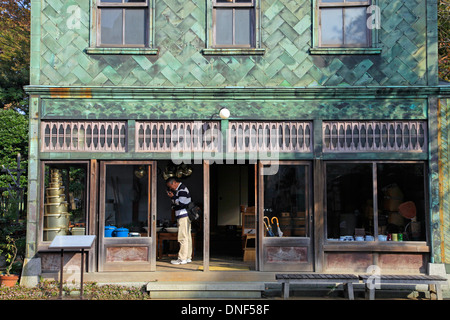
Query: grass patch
[{"left": 0, "top": 281, "right": 150, "bottom": 300}]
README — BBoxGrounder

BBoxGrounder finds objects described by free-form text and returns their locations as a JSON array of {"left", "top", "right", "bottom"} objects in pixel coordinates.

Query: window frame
[
  {"left": 203, "top": 0, "right": 265, "bottom": 55},
  {"left": 311, "top": 0, "right": 382, "bottom": 54},
  {"left": 212, "top": 0, "right": 256, "bottom": 49},
  {"left": 318, "top": 0, "right": 371, "bottom": 48},
  {"left": 87, "top": 0, "right": 157, "bottom": 55},
  {"left": 97, "top": 0, "right": 149, "bottom": 48}
]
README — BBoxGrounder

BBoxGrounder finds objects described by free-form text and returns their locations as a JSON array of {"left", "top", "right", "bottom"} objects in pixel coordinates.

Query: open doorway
[
  {"left": 209, "top": 163, "right": 257, "bottom": 271},
  {"left": 155, "top": 160, "right": 204, "bottom": 271}
]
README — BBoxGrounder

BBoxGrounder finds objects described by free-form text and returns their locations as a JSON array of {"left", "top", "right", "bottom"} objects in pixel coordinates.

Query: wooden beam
[{"left": 203, "top": 160, "right": 210, "bottom": 272}]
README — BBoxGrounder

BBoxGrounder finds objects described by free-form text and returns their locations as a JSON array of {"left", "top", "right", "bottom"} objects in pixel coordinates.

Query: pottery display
[{"left": 43, "top": 169, "right": 70, "bottom": 241}]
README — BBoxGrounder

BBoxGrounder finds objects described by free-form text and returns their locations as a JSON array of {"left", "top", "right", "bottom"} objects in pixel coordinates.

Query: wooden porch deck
[{"left": 41, "top": 256, "right": 272, "bottom": 284}]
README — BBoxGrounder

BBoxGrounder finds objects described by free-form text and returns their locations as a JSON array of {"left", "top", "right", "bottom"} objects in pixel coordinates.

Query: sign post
[{"left": 49, "top": 235, "right": 96, "bottom": 299}]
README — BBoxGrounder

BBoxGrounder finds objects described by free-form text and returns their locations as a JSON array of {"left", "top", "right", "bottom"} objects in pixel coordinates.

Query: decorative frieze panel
[
  {"left": 228, "top": 122, "right": 313, "bottom": 153},
  {"left": 135, "top": 121, "right": 221, "bottom": 152},
  {"left": 41, "top": 121, "right": 127, "bottom": 152},
  {"left": 323, "top": 121, "right": 427, "bottom": 152}
]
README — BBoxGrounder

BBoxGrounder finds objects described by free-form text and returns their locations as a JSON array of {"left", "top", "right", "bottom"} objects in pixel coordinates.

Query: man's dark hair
[{"left": 166, "top": 177, "right": 179, "bottom": 184}]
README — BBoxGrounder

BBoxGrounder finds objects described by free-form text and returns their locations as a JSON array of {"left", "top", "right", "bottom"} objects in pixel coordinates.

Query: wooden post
[
  {"left": 203, "top": 160, "right": 210, "bottom": 272},
  {"left": 59, "top": 249, "right": 64, "bottom": 299},
  {"left": 80, "top": 248, "right": 85, "bottom": 299}
]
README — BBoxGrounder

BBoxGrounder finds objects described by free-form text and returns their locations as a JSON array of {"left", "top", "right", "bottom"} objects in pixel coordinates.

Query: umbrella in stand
[
  {"left": 264, "top": 216, "right": 275, "bottom": 237},
  {"left": 271, "top": 217, "right": 283, "bottom": 237}
]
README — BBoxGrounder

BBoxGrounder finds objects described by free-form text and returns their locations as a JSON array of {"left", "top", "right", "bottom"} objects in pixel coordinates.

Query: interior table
[
  {"left": 49, "top": 235, "right": 96, "bottom": 299},
  {"left": 156, "top": 232, "right": 195, "bottom": 260}
]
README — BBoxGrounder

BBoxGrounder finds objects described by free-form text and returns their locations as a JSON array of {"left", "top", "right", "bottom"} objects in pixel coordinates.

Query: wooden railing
[
  {"left": 228, "top": 121, "right": 313, "bottom": 153},
  {"left": 41, "top": 121, "right": 127, "bottom": 152},
  {"left": 322, "top": 121, "right": 427, "bottom": 152},
  {"left": 135, "top": 121, "right": 221, "bottom": 152},
  {"left": 41, "top": 120, "right": 428, "bottom": 154}
]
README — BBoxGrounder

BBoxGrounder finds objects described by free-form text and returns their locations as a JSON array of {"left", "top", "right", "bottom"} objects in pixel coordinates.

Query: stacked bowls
[{"left": 43, "top": 169, "right": 70, "bottom": 241}]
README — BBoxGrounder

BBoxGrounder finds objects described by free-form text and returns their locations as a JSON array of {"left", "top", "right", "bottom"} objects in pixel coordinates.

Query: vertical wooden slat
[
  {"left": 150, "top": 162, "right": 157, "bottom": 271},
  {"left": 257, "top": 160, "right": 264, "bottom": 271},
  {"left": 203, "top": 160, "right": 210, "bottom": 272},
  {"left": 89, "top": 159, "right": 98, "bottom": 272}
]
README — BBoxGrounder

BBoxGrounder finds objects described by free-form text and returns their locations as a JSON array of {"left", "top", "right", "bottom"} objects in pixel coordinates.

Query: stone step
[{"left": 146, "top": 281, "right": 265, "bottom": 299}]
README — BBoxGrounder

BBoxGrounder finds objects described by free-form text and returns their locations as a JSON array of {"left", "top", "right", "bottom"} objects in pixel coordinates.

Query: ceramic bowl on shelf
[{"left": 166, "top": 227, "right": 178, "bottom": 233}]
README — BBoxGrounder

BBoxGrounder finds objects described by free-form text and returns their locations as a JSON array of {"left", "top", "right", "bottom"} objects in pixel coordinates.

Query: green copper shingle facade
[{"left": 34, "top": 0, "right": 433, "bottom": 88}]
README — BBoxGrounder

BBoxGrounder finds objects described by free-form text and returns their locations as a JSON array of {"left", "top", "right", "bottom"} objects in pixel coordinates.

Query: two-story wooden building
[{"left": 21, "top": 0, "right": 450, "bottom": 287}]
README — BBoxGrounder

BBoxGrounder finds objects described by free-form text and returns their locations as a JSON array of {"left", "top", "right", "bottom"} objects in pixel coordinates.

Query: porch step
[{"left": 146, "top": 281, "right": 265, "bottom": 299}]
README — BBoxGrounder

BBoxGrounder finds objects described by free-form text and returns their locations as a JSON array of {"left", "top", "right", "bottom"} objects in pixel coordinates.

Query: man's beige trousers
[{"left": 177, "top": 216, "right": 192, "bottom": 261}]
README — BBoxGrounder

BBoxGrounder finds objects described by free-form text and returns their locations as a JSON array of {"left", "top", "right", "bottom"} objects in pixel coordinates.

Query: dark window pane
[
  {"left": 326, "top": 163, "right": 372, "bottom": 240},
  {"left": 264, "top": 165, "right": 310, "bottom": 237},
  {"left": 101, "top": 0, "right": 122, "bottom": 3},
  {"left": 100, "top": 9, "right": 123, "bottom": 45},
  {"left": 235, "top": 9, "right": 252, "bottom": 45},
  {"left": 216, "top": 9, "right": 233, "bottom": 45},
  {"left": 377, "top": 163, "right": 426, "bottom": 241},
  {"left": 105, "top": 165, "right": 150, "bottom": 236},
  {"left": 125, "top": 9, "right": 146, "bottom": 45}
]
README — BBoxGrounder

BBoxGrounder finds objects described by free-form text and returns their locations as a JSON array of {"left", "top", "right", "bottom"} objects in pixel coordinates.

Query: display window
[
  {"left": 41, "top": 162, "right": 89, "bottom": 242},
  {"left": 326, "top": 162, "right": 427, "bottom": 242}
]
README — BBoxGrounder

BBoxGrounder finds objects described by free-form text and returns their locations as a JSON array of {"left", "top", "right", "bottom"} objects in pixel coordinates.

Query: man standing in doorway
[{"left": 166, "top": 177, "right": 192, "bottom": 265}]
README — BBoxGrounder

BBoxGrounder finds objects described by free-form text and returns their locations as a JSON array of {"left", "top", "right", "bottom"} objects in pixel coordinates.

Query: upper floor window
[
  {"left": 318, "top": 0, "right": 371, "bottom": 47},
  {"left": 213, "top": 0, "right": 255, "bottom": 48},
  {"left": 97, "top": 0, "right": 149, "bottom": 47}
]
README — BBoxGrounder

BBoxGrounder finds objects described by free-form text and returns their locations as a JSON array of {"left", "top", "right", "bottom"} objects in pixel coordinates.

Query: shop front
[{"left": 32, "top": 99, "right": 433, "bottom": 278}]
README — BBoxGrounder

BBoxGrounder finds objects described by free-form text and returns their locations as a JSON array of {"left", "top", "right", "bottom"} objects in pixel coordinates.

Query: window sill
[
  {"left": 202, "top": 48, "right": 266, "bottom": 55},
  {"left": 309, "top": 47, "right": 382, "bottom": 55},
  {"left": 323, "top": 241, "right": 429, "bottom": 253},
  {"left": 86, "top": 47, "right": 159, "bottom": 55}
]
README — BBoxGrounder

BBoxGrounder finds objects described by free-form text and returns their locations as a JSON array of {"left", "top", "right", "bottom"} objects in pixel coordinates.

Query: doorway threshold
[{"left": 156, "top": 256, "right": 255, "bottom": 272}]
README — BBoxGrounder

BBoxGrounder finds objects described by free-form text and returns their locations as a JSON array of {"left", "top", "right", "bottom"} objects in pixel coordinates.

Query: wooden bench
[
  {"left": 276, "top": 274, "right": 359, "bottom": 300},
  {"left": 359, "top": 274, "right": 448, "bottom": 300}
]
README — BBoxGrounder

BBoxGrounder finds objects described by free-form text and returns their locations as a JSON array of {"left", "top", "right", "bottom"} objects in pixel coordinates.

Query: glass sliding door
[
  {"left": 259, "top": 161, "right": 314, "bottom": 271},
  {"left": 99, "top": 161, "right": 156, "bottom": 271}
]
